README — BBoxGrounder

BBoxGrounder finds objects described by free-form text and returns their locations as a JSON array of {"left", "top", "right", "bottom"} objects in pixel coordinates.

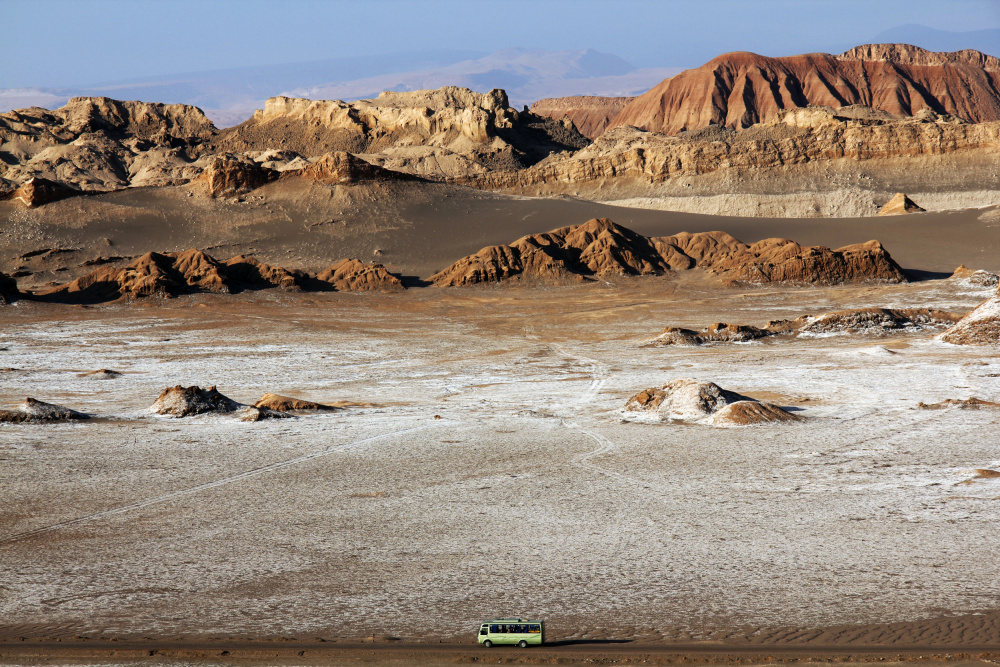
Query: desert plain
[{"left": 2, "top": 41, "right": 1000, "bottom": 667}]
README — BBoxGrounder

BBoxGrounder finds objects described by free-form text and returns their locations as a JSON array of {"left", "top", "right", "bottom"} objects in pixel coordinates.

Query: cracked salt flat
[{"left": 0, "top": 279, "right": 998, "bottom": 641}]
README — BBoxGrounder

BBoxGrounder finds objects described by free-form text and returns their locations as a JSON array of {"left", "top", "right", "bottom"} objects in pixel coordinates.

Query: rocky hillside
[
  {"left": 529, "top": 95, "right": 635, "bottom": 139},
  {"left": 608, "top": 44, "right": 1000, "bottom": 136},
  {"left": 463, "top": 106, "right": 1000, "bottom": 202},
  {"left": 430, "top": 217, "right": 906, "bottom": 287}
]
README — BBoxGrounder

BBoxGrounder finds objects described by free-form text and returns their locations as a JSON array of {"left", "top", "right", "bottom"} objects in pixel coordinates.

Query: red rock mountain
[{"left": 606, "top": 44, "right": 1000, "bottom": 136}]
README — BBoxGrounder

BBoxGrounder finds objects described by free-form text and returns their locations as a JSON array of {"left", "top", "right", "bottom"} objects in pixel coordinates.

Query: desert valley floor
[{"left": 2, "top": 269, "right": 999, "bottom": 647}]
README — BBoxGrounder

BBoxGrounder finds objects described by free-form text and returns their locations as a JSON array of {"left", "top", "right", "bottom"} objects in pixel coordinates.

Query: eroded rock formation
[
  {"left": 624, "top": 378, "right": 800, "bottom": 426},
  {"left": 878, "top": 192, "right": 925, "bottom": 216},
  {"left": 151, "top": 385, "right": 242, "bottom": 417},
  {"left": 431, "top": 218, "right": 906, "bottom": 287},
  {"left": 645, "top": 308, "right": 961, "bottom": 346},
  {"left": 939, "top": 295, "right": 1000, "bottom": 345},
  {"left": 34, "top": 250, "right": 403, "bottom": 302},
  {"left": 0, "top": 397, "right": 90, "bottom": 423},
  {"left": 254, "top": 393, "right": 338, "bottom": 412}
]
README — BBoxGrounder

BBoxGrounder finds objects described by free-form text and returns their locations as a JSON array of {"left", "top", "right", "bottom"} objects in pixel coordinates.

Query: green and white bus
[{"left": 477, "top": 618, "right": 544, "bottom": 647}]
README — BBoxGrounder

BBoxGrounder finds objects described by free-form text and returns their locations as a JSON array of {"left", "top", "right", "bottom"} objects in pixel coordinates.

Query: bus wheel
[
  {"left": 518, "top": 640, "right": 528, "bottom": 648},
  {"left": 483, "top": 640, "right": 493, "bottom": 648}
]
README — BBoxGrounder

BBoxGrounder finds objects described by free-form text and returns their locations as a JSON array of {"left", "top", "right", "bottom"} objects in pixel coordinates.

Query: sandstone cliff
[
  {"left": 609, "top": 45, "right": 1000, "bottom": 136},
  {"left": 530, "top": 96, "right": 635, "bottom": 139},
  {"left": 430, "top": 218, "right": 906, "bottom": 287}
]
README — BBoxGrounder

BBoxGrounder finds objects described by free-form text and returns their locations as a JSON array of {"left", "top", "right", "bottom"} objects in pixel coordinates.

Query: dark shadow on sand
[
  {"left": 543, "top": 639, "right": 634, "bottom": 646},
  {"left": 903, "top": 268, "right": 952, "bottom": 282}
]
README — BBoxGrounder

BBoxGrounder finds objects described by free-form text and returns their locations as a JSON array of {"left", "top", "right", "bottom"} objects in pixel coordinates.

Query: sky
[{"left": 3, "top": 0, "right": 1000, "bottom": 89}]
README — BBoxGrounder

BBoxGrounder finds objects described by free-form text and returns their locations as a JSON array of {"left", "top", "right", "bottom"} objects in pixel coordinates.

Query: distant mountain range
[{"left": 0, "top": 49, "right": 680, "bottom": 127}]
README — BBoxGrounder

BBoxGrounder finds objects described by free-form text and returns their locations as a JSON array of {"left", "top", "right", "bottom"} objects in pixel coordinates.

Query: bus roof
[{"left": 482, "top": 618, "right": 543, "bottom": 623}]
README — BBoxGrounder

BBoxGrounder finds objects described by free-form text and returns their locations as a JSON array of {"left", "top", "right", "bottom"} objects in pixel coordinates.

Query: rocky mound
[
  {"left": 240, "top": 406, "right": 295, "bottom": 422},
  {"left": 609, "top": 45, "right": 1000, "bottom": 136},
  {"left": 151, "top": 385, "right": 242, "bottom": 417},
  {"left": 951, "top": 265, "right": 999, "bottom": 288},
  {"left": 624, "top": 378, "right": 799, "bottom": 426},
  {"left": 0, "top": 397, "right": 90, "bottom": 423},
  {"left": 878, "top": 193, "right": 926, "bottom": 216},
  {"left": 287, "top": 151, "right": 413, "bottom": 185},
  {"left": 939, "top": 295, "right": 1000, "bottom": 345},
  {"left": 211, "top": 88, "right": 588, "bottom": 178},
  {"left": 254, "top": 393, "right": 337, "bottom": 412},
  {"left": 316, "top": 259, "right": 404, "bottom": 291},
  {"left": 431, "top": 218, "right": 906, "bottom": 287},
  {"left": 197, "top": 154, "right": 277, "bottom": 197},
  {"left": 79, "top": 369, "right": 122, "bottom": 379},
  {"left": 646, "top": 308, "right": 960, "bottom": 346},
  {"left": 34, "top": 250, "right": 402, "bottom": 302},
  {"left": 529, "top": 95, "right": 635, "bottom": 139}
]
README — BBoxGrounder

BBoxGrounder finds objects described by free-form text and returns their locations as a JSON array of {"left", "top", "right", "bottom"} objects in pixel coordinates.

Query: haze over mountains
[{"left": 0, "top": 48, "right": 680, "bottom": 128}]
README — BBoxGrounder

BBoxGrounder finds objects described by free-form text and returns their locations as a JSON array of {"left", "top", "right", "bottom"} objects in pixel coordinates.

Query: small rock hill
[
  {"left": 430, "top": 218, "right": 907, "bottom": 286},
  {"left": 939, "top": 293, "right": 1000, "bottom": 345},
  {"left": 529, "top": 96, "right": 635, "bottom": 139},
  {"left": 624, "top": 378, "right": 800, "bottom": 426},
  {"left": 35, "top": 249, "right": 403, "bottom": 303},
  {"left": 878, "top": 192, "right": 926, "bottom": 216},
  {"left": 609, "top": 45, "right": 1000, "bottom": 136}
]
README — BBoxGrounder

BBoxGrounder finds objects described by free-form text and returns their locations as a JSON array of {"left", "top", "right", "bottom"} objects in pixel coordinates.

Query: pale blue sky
[{"left": 3, "top": 0, "right": 999, "bottom": 88}]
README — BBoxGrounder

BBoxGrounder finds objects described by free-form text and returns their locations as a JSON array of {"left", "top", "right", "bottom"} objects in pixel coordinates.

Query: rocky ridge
[
  {"left": 461, "top": 106, "right": 1000, "bottom": 200},
  {"left": 645, "top": 308, "right": 962, "bottom": 346},
  {"left": 609, "top": 45, "right": 1000, "bottom": 136},
  {"left": 34, "top": 249, "right": 403, "bottom": 303},
  {"left": 430, "top": 218, "right": 907, "bottom": 287}
]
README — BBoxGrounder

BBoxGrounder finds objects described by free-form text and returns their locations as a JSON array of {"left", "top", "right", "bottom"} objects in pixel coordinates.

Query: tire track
[{"left": 0, "top": 421, "right": 448, "bottom": 546}]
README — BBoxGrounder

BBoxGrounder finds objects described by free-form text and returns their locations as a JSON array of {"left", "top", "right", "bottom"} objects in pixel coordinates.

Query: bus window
[
  {"left": 490, "top": 625, "right": 499, "bottom": 633},
  {"left": 529, "top": 624, "right": 540, "bottom": 632}
]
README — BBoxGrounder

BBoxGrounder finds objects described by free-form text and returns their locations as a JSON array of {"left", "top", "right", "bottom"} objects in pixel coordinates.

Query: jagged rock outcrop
[
  {"left": 0, "top": 397, "right": 90, "bottom": 423},
  {"left": 254, "top": 393, "right": 338, "bottom": 412},
  {"left": 609, "top": 45, "right": 1000, "bottom": 136},
  {"left": 939, "top": 295, "right": 1000, "bottom": 345},
  {"left": 34, "top": 249, "right": 402, "bottom": 302},
  {"left": 240, "top": 406, "right": 294, "bottom": 422},
  {"left": 530, "top": 95, "right": 635, "bottom": 139},
  {"left": 463, "top": 107, "right": 1000, "bottom": 200},
  {"left": 0, "top": 97, "right": 216, "bottom": 193},
  {"left": 287, "top": 151, "right": 412, "bottom": 185},
  {"left": 0, "top": 271, "right": 18, "bottom": 304},
  {"left": 645, "top": 308, "right": 961, "bottom": 346},
  {"left": 624, "top": 378, "right": 800, "bottom": 426},
  {"left": 211, "top": 88, "right": 588, "bottom": 178},
  {"left": 878, "top": 192, "right": 925, "bottom": 216},
  {"left": 431, "top": 218, "right": 906, "bottom": 287},
  {"left": 316, "top": 258, "right": 404, "bottom": 291},
  {"left": 151, "top": 385, "right": 242, "bottom": 417},
  {"left": 197, "top": 154, "right": 277, "bottom": 197}
]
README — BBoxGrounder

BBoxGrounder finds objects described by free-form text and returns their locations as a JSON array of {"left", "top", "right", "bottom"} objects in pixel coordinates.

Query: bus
[{"left": 477, "top": 618, "right": 544, "bottom": 647}]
